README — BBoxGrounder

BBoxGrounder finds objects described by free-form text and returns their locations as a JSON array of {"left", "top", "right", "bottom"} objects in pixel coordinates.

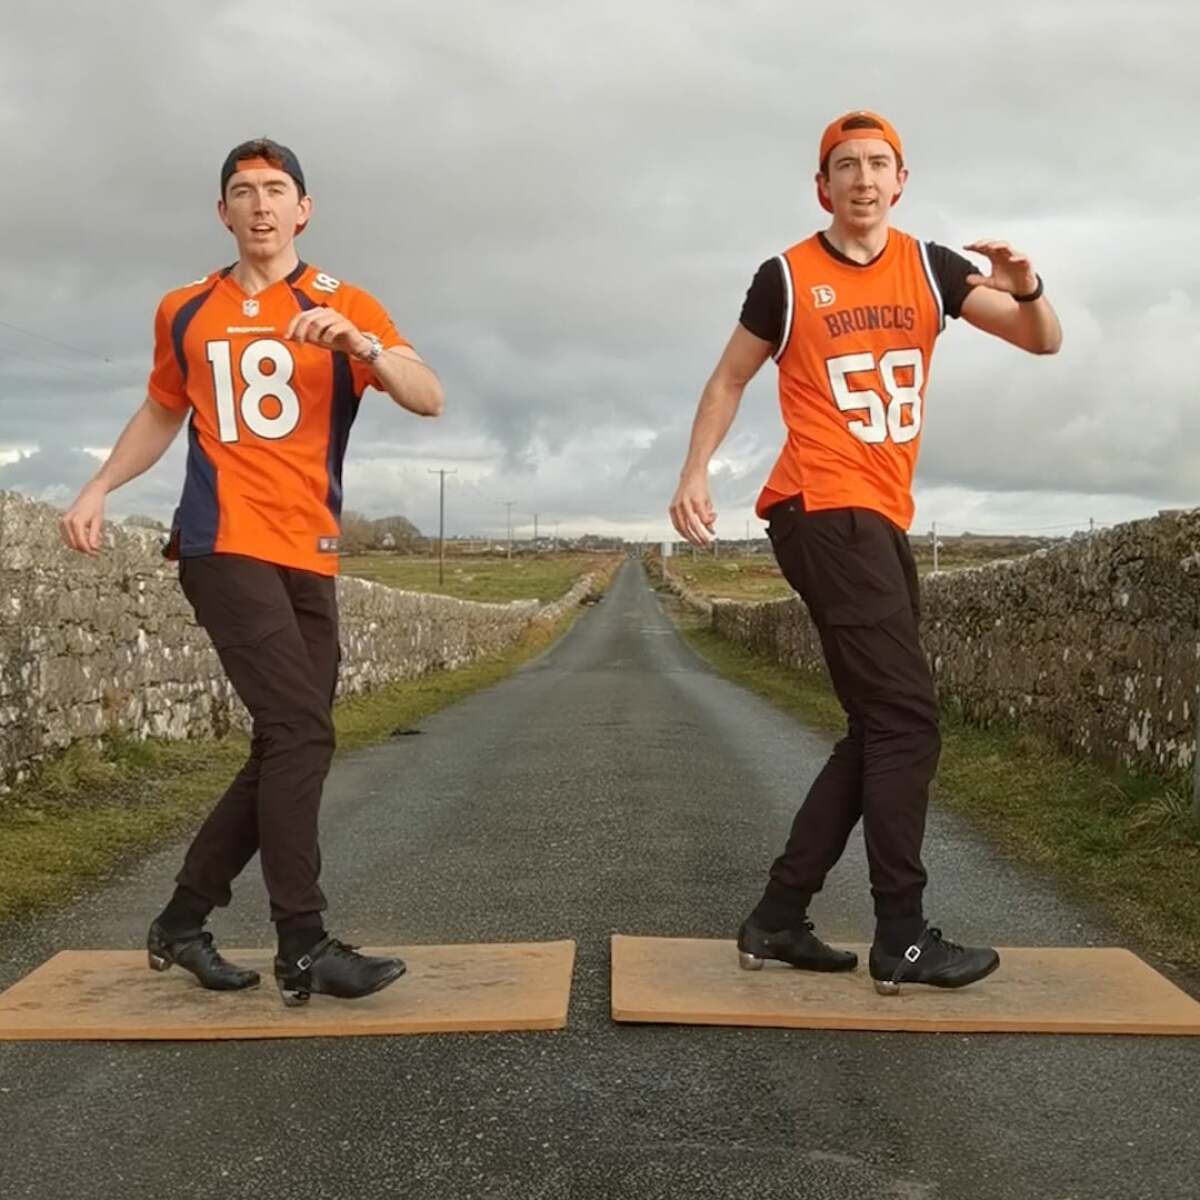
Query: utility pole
[
  {"left": 932, "top": 521, "right": 939, "bottom": 573},
  {"left": 427, "top": 468, "right": 457, "bottom": 586},
  {"left": 554, "top": 521, "right": 560, "bottom": 551},
  {"left": 533, "top": 513, "right": 539, "bottom": 550},
  {"left": 504, "top": 501, "right": 515, "bottom": 561}
]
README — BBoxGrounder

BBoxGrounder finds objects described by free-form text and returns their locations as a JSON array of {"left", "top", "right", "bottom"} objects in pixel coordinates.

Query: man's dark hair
[
  {"left": 820, "top": 116, "right": 903, "bottom": 175},
  {"left": 220, "top": 138, "right": 307, "bottom": 199}
]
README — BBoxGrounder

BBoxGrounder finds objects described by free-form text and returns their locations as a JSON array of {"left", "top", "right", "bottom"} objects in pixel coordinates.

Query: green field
[{"left": 341, "top": 552, "right": 612, "bottom": 603}]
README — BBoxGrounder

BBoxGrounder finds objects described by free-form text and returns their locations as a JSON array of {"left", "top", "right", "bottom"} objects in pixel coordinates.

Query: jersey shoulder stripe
[
  {"left": 772, "top": 253, "right": 795, "bottom": 363},
  {"left": 774, "top": 236, "right": 822, "bottom": 362},
  {"left": 290, "top": 265, "right": 374, "bottom": 316},
  {"left": 170, "top": 284, "right": 219, "bottom": 379},
  {"left": 157, "top": 267, "right": 230, "bottom": 317},
  {"left": 916, "top": 240, "right": 946, "bottom": 332}
]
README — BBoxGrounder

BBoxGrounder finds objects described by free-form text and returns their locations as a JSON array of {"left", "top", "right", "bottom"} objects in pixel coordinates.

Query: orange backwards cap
[
  {"left": 220, "top": 139, "right": 306, "bottom": 197},
  {"left": 816, "top": 110, "right": 904, "bottom": 213}
]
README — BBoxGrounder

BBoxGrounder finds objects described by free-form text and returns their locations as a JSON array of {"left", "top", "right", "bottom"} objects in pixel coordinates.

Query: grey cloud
[
  {"left": 2, "top": 0, "right": 1197, "bottom": 540},
  {"left": 0, "top": 445, "right": 99, "bottom": 496},
  {"left": 0, "top": 443, "right": 185, "bottom": 525}
]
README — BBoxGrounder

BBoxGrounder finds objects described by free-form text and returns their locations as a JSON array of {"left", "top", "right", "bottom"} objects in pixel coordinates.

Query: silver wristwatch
[{"left": 357, "top": 332, "right": 384, "bottom": 365}]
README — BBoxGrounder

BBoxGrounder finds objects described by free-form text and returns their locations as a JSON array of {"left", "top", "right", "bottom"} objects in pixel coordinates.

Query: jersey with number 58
[
  {"left": 147, "top": 263, "right": 410, "bottom": 575},
  {"left": 757, "top": 229, "right": 943, "bottom": 530}
]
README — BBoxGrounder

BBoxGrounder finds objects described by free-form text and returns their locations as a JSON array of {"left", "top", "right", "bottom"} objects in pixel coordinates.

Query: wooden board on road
[
  {"left": 0, "top": 940, "right": 575, "bottom": 1041},
  {"left": 610, "top": 936, "right": 1200, "bottom": 1036}
]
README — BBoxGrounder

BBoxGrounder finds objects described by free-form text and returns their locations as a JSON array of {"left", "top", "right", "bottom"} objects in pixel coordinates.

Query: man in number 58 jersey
[
  {"left": 61, "top": 139, "right": 444, "bottom": 1005},
  {"left": 669, "top": 112, "right": 1062, "bottom": 995}
]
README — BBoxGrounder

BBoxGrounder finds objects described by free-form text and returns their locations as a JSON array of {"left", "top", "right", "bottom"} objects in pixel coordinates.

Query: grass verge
[
  {"left": 670, "top": 600, "right": 1200, "bottom": 973},
  {"left": 340, "top": 552, "right": 605, "bottom": 603},
  {"left": 0, "top": 564, "right": 615, "bottom": 924},
  {"left": 655, "top": 541, "right": 1050, "bottom": 603},
  {"left": 661, "top": 555, "right": 794, "bottom": 603}
]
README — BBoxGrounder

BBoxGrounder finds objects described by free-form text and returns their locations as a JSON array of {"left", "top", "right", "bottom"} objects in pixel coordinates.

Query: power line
[
  {"left": 929, "top": 518, "right": 1111, "bottom": 536},
  {"left": 0, "top": 318, "right": 115, "bottom": 364},
  {"left": 0, "top": 343, "right": 104, "bottom": 379}
]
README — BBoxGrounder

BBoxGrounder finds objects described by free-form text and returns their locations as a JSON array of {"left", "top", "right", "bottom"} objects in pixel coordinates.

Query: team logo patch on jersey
[
  {"left": 242, "top": 299, "right": 260, "bottom": 317},
  {"left": 811, "top": 285, "right": 836, "bottom": 309}
]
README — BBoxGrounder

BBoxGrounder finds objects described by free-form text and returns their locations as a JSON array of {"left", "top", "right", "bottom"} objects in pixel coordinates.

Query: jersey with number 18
[
  {"left": 147, "top": 262, "right": 410, "bottom": 575},
  {"left": 757, "top": 229, "right": 944, "bottom": 530}
]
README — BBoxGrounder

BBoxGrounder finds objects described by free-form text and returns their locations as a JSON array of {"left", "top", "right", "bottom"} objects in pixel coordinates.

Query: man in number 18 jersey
[
  {"left": 62, "top": 138, "right": 444, "bottom": 1005},
  {"left": 669, "top": 112, "right": 1062, "bottom": 995}
]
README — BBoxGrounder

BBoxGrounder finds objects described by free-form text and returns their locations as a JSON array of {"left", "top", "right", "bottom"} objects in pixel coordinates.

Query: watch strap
[{"left": 1012, "top": 274, "right": 1044, "bottom": 304}]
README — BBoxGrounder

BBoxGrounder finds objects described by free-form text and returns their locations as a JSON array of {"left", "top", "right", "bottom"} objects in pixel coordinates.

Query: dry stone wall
[
  {"left": 0, "top": 491, "right": 601, "bottom": 787},
  {"left": 690, "top": 510, "right": 1200, "bottom": 779}
]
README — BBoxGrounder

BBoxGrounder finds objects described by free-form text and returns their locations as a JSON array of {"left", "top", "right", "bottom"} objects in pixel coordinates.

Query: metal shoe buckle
[
  {"left": 295, "top": 954, "right": 314, "bottom": 971},
  {"left": 876, "top": 940, "right": 926, "bottom": 997}
]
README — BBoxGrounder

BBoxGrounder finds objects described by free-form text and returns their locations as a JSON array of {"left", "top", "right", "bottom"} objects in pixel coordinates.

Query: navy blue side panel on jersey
[
  {"left": 325, "top": 352, "right": 360, "bottom": 521},
  {"left": 171, "top": 287, "right": 215, "bottom": 378},
  {"left": 176, "top": 413, "right": 220, "bottom": 556},
  {"left": 290, "top": 272, "right": 361, "bottom": 524},
  {"left": 170, "top": 287, "right": 221, "bottom": 556},
  {"left": 286, "top": 263, "right": 314, "bottom": 314}
]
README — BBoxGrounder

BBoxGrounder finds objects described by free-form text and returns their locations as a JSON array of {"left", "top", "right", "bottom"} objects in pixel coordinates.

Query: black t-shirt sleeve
[
  {"left": 926, "top": 242, "right": 978, "bottom": 320},
  {"left": 738, "top": 258, "right": 784, "bottom": 350}
]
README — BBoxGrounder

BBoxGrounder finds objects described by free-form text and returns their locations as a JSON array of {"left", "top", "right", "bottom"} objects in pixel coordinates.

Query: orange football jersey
[
  {"left": 757, "top": 230, "right": 944, "bottom": 529},
  {"left": 147, "top": 262, "right": 410, "bottom": 575}
]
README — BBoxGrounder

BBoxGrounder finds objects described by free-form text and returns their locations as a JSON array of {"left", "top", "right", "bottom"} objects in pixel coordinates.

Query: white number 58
[{"left": 826, "top": 348, "right": 924, "bottom": 445}]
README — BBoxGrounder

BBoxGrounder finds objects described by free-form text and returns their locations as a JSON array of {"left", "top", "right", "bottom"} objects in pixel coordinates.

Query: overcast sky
[{"left": 1, "top": 0, "right": 1196, "bottom": 542}]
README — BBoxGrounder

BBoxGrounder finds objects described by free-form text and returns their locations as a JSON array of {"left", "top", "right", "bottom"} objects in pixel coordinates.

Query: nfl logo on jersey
[
  {"left": 242, "top": 299, "right": 260, "bottom": 317},
  {"left": 811, "top": 285, "right": 836, "bottom": 309}
]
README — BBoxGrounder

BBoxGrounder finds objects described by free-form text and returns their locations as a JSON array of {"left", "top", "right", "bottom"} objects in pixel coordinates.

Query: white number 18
[{"left": 206, "top": 339, "right": 300, "bottom": 443}]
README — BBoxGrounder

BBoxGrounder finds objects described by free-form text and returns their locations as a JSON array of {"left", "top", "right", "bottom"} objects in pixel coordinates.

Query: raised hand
[
  {"left": 963, "top": 241, "right": 1039, "bottom": 297},
  {"left": 284, "top": 306, "right": 372, "bottom": 358}
]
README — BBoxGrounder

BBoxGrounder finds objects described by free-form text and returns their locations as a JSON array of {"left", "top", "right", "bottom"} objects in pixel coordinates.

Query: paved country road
[{"left": 1, "top": 560, "right": 1196, "bottom": 1200}]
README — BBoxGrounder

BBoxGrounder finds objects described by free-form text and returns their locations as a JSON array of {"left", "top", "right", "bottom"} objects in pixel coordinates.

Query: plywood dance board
[
  {"left": 610, "top": 937, "right": 1200, "bottom": 1036},
  {"left": 0, "top": 941, "right": 575, "bottom": 1041}
]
